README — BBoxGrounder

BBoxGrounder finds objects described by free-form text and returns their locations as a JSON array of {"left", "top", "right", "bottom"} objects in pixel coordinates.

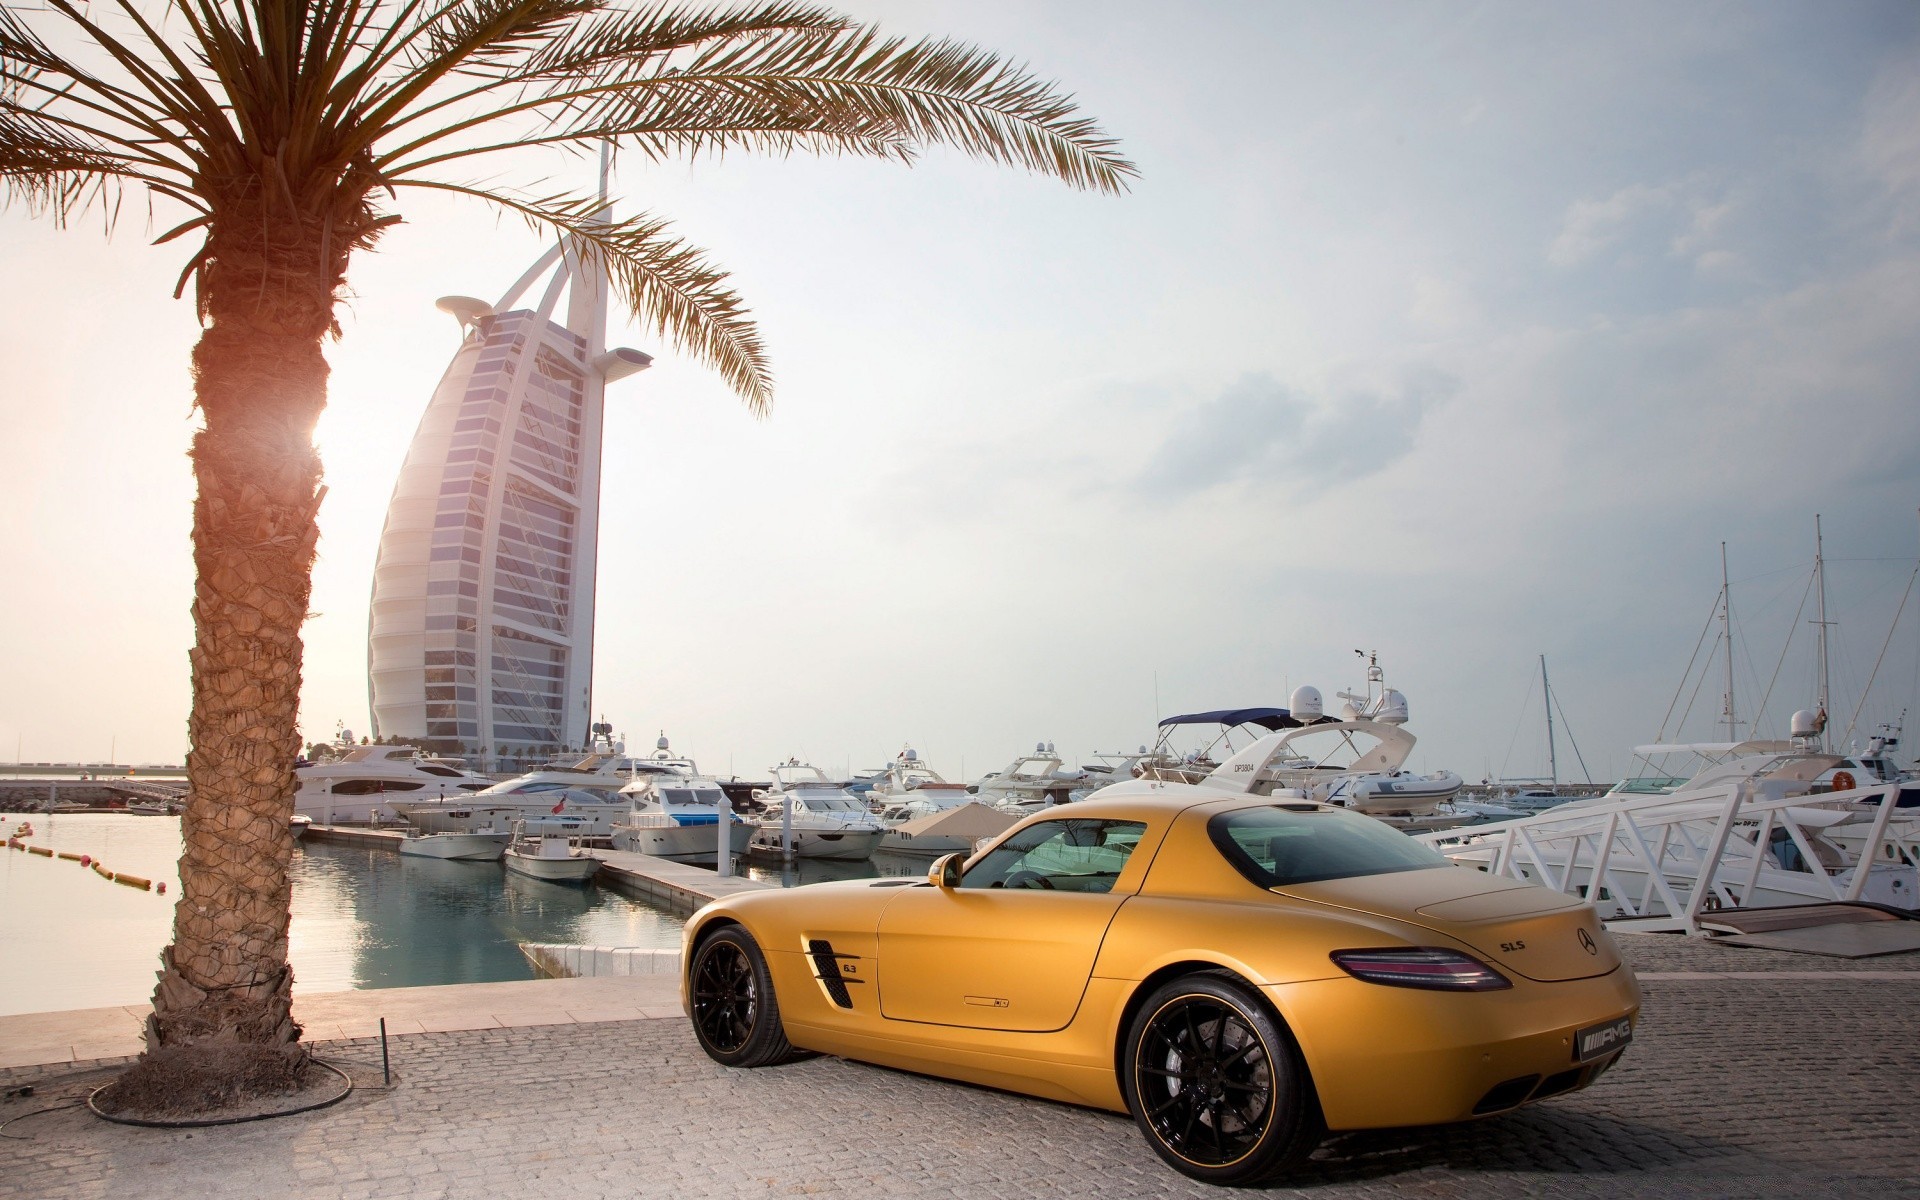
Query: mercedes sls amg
[{"left": 682, "top": 786, "right": 1638, "bottom": 1185}]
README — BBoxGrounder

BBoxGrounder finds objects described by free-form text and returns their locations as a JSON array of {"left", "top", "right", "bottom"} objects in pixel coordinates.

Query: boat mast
[
  {"left": 1720, "top": 542, "right": 1738, "bottom": 743},
  {"left": 1813, "top": 514, "right": 1831, "bottom": 750},
  {"left": 1540, "top": 654, "right": 1558, "bottom": 785}
]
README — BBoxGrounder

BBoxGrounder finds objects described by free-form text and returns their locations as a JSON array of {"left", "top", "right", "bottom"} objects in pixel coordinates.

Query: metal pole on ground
[{"left": 717, "top": 796, "right": 732, "bottom": 878}]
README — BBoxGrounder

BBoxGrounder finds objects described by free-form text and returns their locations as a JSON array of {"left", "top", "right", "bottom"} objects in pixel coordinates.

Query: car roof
[{"left": 1023, "top": 783, "right": 1313, "bottom": 824}]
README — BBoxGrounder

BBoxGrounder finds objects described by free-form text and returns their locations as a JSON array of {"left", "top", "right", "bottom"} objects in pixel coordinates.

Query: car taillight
[{"left": 1330, "top": 948, "right": 1511, "bottom": 991}]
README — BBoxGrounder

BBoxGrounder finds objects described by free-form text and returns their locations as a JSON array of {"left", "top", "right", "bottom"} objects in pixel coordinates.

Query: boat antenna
[
  {"left": 1540, "top": 655, "right": 1559, "bottom": 785},
  {"left": 1720, "top": 542, "right": 1739, "bottom": 744},
  {"left": 1813, "top": 514, "right": 1833, "bottom": 750}
]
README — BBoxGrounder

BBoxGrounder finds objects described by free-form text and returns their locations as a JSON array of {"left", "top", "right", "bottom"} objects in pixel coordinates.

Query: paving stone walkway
[{"left": 2, "top": 936, "right": 1915, "bottom": 1198}]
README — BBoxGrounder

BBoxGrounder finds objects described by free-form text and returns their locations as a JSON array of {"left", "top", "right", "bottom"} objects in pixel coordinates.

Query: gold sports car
[{"left": 682, "top": 786, "right": 1639, "bottom": 1186}]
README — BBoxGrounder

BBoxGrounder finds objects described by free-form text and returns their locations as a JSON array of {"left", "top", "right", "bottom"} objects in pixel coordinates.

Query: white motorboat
[
  {"left": 503, "top": 821, "right": 602, "bottom": 882},
  {"left": 1420, "top": 714, "right": 1920, "bottom": 932},
  {"left": 1129, "top": 663, "right": 1465, "bottom": 826},
  {"left": 290, "top": 814, "right": 312, "bottom": 841},
  {"left": 294, "top": 742, "right": 494, "bottom": 824},
  {"left": 398, "top": 830, "right": 511, "bottom": 860},
  {"left": 750, "top": 760, "right": 887, "bottom": 861},
  {"left": 977, "top": 743, "right": 1087, "bottom": 813},
  {"left": 610, "top": 775, "right": 753, "bottom": 863},
  {"left": 868, "top": 747, "right": 972, "bottom": 820},
  {"left": 391, "top": 735, "right": 696, "bottom": 835}
]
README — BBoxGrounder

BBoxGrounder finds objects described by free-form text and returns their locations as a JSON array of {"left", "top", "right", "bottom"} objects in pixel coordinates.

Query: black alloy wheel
[
  {"left": 688, "top": 925, "right": 796, "bottom": 1068},
  {"left": 1123, "top": 972, "right": 1321, "bottom": 1185}
]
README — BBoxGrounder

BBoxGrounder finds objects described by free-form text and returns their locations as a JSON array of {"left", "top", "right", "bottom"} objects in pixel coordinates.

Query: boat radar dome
[
  {"left": 657, "top": 734, "right": 671, "bottom": 752},
  {"left": 1289, "top": 686, "right": 1324, "bottom": 722},
  {"left": 1790, "top": 709, "right": 1821, "bottom": 740},
  {"left": 1376, "top": 690, "right": 1409, "bottom": 725},
  {"left": 904, "top": 747, "right": 919, "bottom": 762},
  {"left": 436, "top": 295, "right": 494, "bottom": 327}
]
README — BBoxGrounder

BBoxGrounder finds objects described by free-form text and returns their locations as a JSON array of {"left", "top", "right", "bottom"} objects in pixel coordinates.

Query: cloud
[
  {"left": 1548, "top": 179, "right": 1746, "bottom": 274},
  {"left": 1859, "top": 48, "right": 1920, "bottom": 232},
  {"left": 1136, "top": 370, "right": 1455, "bottom": 498},
  {"left": 1547, "top": 183, "right": 1676, "bottom": 267}
]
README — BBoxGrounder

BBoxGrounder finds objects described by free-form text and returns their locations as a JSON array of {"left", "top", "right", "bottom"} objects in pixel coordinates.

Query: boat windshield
[
  {"left": 800, "top": 793, "right": 868, "bottom": 813},
  {"left": 662, "top": 788, "right": 721, "bottom": 807}
]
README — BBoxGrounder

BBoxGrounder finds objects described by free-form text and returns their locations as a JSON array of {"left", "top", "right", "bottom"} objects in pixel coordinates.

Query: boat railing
[{"left": 1419, "top": 781, "right": 1911, "bottom": 934}]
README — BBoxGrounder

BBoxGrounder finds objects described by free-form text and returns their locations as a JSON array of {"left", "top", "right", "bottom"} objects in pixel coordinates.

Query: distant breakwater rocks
[{"left": 0, "top": 781, "right": 126, "bottom": 808}]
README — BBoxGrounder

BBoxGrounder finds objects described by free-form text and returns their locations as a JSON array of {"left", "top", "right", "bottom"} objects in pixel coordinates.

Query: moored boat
[
  {"left": 750, "top": 760, "right": 886, "bottom": 861},
  {"left": 610, "top": 774, "right": 753, "bottom": 863},
  {"left": 398, "top": 830, "right": 512, "bottom": 861},
  {"left": 503, "top": 820, "right": 602, "bottom": 882}
]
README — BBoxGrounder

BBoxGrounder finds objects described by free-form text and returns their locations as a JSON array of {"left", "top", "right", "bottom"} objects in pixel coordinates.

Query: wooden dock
[
  {"left": 302, "top": 825, "right": 774, "bottom": 913},
  {"left": 595, "top": 850, "right": 774, "bottom": 913}
]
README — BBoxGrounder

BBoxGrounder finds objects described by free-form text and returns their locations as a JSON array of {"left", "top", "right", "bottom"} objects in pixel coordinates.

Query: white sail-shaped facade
[{"left": 367, "top": 238, "right": 650, "bottom": 763}]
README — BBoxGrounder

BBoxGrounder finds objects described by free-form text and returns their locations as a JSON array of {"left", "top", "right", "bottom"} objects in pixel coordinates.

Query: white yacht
[
  {"left": 1420, "top": 710, "right": 1920, "bottom": 932},
  {"left": 977, "top": 743, "right": 1087, "bottom": 813},
  {"left": 867, "top": 747, "right": 972, "bottom": 821},
  {"left": 294, "top": 743, "right": 493, "bottom": 824},
  {"left": 750, "top": 760, "right": 886, "bottom": 861},
  {"left": 609, "top": 774, "right": 753, "bottom": 863},
  {"left": 390, "top": 734, "right": 695, "bottom": 837},
  {"left": 1124, "top": 666, "right": 1464, "bottom": 828}
]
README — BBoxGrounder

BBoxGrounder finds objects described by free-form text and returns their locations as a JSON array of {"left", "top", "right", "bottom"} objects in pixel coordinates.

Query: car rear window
[{"left": 1208, "top": 805, "right": 1448, "bottom": 887}]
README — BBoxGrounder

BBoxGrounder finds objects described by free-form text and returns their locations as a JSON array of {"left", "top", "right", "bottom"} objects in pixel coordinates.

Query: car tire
[
  {"left": 688, "top": 925, "right": 796, "bottom": 1068},
  {"left": 1121, "top": 971, "right": 1322, "bottom": 1185}
]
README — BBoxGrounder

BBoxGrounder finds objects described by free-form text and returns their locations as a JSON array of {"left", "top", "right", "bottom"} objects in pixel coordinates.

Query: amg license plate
[{"left": 1574, "top": 1016, "right": 1633, "bottom": 1062}]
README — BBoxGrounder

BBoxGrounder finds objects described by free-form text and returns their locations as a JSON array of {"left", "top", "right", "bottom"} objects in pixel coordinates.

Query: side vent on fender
[{"left": 806, "top": 939, "right": 860, "bottom": 1009}]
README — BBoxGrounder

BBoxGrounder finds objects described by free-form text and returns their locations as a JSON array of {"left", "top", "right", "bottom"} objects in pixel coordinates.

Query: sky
[{"left": 2, "top": 0, "right": 1918, "bottom": 785}]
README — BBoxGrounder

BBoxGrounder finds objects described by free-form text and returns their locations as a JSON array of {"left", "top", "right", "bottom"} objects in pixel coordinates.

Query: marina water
[
  {"left": 3, "top": 811, "right": 940, "bottom": 1017},
  {"left": 0, "top": 812, "right": 684, "bottom": 1017}
]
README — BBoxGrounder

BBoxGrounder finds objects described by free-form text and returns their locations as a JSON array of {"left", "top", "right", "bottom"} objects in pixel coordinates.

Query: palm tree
[{"left": 1, "top": 0, "right": 1132, "bottom": 1102}]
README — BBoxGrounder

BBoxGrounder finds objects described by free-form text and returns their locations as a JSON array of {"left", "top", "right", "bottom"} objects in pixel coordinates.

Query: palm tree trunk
[{"left": 144, "top": 198, "right": 340, "bottom": 1066}]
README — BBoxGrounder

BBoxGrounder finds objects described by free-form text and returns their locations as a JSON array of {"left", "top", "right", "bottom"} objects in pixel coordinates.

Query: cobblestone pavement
[{"left": 2, "top": 936, "right": 1915, "bottom": 1199}]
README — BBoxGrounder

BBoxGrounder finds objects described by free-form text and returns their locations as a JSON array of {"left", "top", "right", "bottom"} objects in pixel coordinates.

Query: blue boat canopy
[{"left": 1156, "top": 707, "right": 1301, "bottom": 731}]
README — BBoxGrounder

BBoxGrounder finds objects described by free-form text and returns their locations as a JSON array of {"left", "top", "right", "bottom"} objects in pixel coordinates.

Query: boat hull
[
  {"left": 750, "top": 826, "right": 886, "bottom": 861},
  {"left": 503, "top": 850, "right": 601, "bottom": 882},
  {"left": 399, "top": 832, "right": 511, "bottom": 861},
  {"left": 611, "top": 820, "right": 753, "bottom": 862}
]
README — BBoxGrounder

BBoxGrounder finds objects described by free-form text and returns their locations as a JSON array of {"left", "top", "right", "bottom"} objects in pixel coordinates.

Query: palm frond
[
  {"left": 512, "top": 1, "right": 852, "bottom": 83},
  {"left": 372, "top": 9, "right": 1134, "bottom": 193},
  {"left": 400, "top": 180, "right": 771, "bottom": 410},
  {"left": 0, "top": 108, "right": 129, "bottom": 219}
]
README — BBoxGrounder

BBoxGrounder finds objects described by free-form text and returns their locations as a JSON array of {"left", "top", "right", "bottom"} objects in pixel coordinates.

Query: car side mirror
[{"left": 929, "top": 853, "right": 962, "bottom": 890}]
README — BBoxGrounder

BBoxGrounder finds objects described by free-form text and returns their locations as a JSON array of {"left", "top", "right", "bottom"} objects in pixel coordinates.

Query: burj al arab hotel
[{"left": 366, "top": 233, "right": 650, "bottom": 762}]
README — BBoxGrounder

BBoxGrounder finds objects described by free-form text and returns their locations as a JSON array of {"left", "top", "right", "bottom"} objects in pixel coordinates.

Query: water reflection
[
  {"left": 0, "top": 812, "right": 685, "bottom": 1016},
  {"left": 292, "top": 843, "right": 683, "bottom": 991}
]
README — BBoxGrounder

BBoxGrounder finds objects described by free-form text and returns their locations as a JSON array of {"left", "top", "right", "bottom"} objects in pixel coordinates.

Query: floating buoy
[
  {"left": 57, "top": 851, "right": 81, "bottom": 862},
  {"left": 28, "top": 846, "right": 53, "bottom": 858},
  {"left": 92, "top": 862, "right": 111, "bottom": 878},
  {"left": 112, "top": 872, "right": 152, "bottom": 891},
  {"left": 79, "top": 854, "right": 91, "bottom": 867},
  {"left": 156, "top": 882, "right": 167, "bottom": 894}
]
